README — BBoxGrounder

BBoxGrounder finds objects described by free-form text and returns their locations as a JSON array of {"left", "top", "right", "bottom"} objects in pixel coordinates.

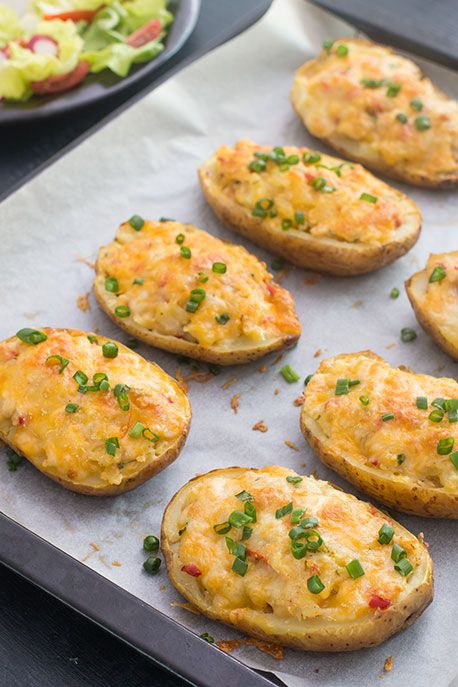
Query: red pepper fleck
[
  {"left": 368, "top": 507, "right": 378, "bottom": 515},
  {"left": 181, "top": 563, "right": 201, "bottom": 577},
  {"left": 266, "top": 282, "right": 276, "bottom": 297},
  {"left": 246, "top": 549, "right": 268, "bottom": 562},
  {"left": 369, "top": 594, "right": 391, "bottom": 610}
]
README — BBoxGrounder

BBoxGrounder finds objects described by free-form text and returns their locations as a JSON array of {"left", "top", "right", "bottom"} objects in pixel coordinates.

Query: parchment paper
[{"left": 1, "top": 1, "right": 458, "bottom": 685}]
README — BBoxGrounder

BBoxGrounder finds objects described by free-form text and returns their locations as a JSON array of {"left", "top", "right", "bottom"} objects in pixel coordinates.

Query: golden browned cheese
[
  {"left": 303, "top": 352, "right": 458, "bottom": 492},
  {"left": 95, "top": 221, "right": 300, "bottom": 351},
  {"left": 206, "top": 140, "right": 412, "bottom": 245},
  {"left": 291, "top": 40, "right": 458, "bottom": 183},
  {"left": 0, "top": 328, "right": 190, "bottom": 489},
  {"left": 167, "top": 466, "right": 427, "bottom": 623}
]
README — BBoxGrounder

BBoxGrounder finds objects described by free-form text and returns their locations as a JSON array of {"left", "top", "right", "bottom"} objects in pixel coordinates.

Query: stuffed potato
[
  {"left": 162, "top": 465, "right": 433, "bottom": 651},
  {"left": 199, "top": 140, "right": 421, "bottom": 275},
  {"left": 0, "top": 327, "right": 191, "bottom": 495},
  {"left": 94, "top": 219, "right": 301, "bottom": 364},
  {"left": 291, "top": 39, "right": 458, "bottom": 188},
  {"left": 301, "top": 351, "right": 458, "bottom": 517},
  {"left": 406, "top": 252, "right": 458, "bottom": 360}
]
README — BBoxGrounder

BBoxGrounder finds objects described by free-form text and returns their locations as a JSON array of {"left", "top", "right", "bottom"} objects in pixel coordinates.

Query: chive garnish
[
  {"left": 225, "top": 537, "right": 247, "bottom": 560},
  {"left": 359, "top": 395, "right": 370, "bottom": 406},
  {"left": 159, "top": 217, "right": 174, "bottom": 223},
  {"left": 175, "top": 233, "right": 185, "bottom": 245},
  {"left": 397, "top": 453, "right": 406, "bottom": 465},
  {"left": 303, "top": 151, "right": 321, "bottom": 164},
  {"left": 449, "top": 451, "right": 458, "bottom": 470},
  {"left": 335, "top": 44, "right": 348, "bottom": 57},
  {"left": 105, "top": 277, "right": 119, "bottom": 293},
  {"left": 415, "top": 115, "right": 431, "bottom": 131},
  {"left": 429, "top": 409, "right": 444, "bottom": 423},
  {"left": 143, "top": 556, "right": 161, "bottom": 574},
  {"left": 102, "top": 342, "right": 118, "bottom": 358},
  {"left": 115, "top": 305, "right": 131, "bottom": 318},
  {"left": 360, "top": 192, "right": 377, "bottom": 203},
  {"left": 390, "top": 287, "right": 400, "bottom": 299},
  {"left": 382, "top": 412, "right": 395, "bottom": 421},
  {"left": 248, "top": 159, "right": 267, "bottom": 173},
  {"left": 437, "top": 437, "right": 454, "bottom": 455},
  {"left": 142, "top": 428, "right": 160, "bottom": 443},
  {"left": 180, "top": 246, "right": 192, "bottom": 259},
  {"left": 395, "top": 558, "right": 413, "bottom": 576},
  {"left": 286, "top": 475, "right": 303, "bottom": 484},
  {"left": 322, "top": 39, "right": 334, "bottom": 51},
  {"left": 391, "top": 543, "right": 407, "bottom": 562},
  {"left": 232, "top": 557, "right": 248, "bottom": 576},
  {"left": 235, "top": 490, "right": 253, "bottom": 502},
  {"left": 241, "top": 526, "right": 253, "bottom": 541},
  {"left": 212, "top": 262, "right": 227, "bottom": 274},
  {"left": 200, "top": 633, "right": 214, "bottom": 644},
  {"left": 129, "top": 422, "right": 144, "bottom": 438},
  {"left": 290, "top": 508, "right": 306, "bottom": 525},
  {"left": 46, "top": 355, "right": 69, "bottom": 373},
  {"left": 378, "top": 523, "right": 394, "bottom": 545},
  {"left": 133, "top": 278, "right": 144, "bottom": 285},
  {"left": 16, "top": 328, "right": 47, "bottom": 345},
  {"left": 197, "top": 272, "right": 209, "bottom": 283},
  {"left": 401, "top": 328, "right": 417, "bottom": 342},
  {"left": 310, "top": 176, "right": 335, "bottom": 193},
  {"left": 396, "top": 113, "right": 408, "bottom": 123},
  {"left": 87, "top": 335, "right": 98, "bottom": 344},
  {"left": 105, "top": 436, "right": 119, "bottom": 456},
  {"left": 307, "top": 575, "right": 325, "bottom": 593},
  {"left": 65, "top": 403, "right": 78, "bottom": 413},
  {"left": 244, "top": 501, "right": 256, "bottom": 523},
  {"left": 281, "top": 218, "right": 293, "bottom": 231},
  {"left": 213, "top": 522, "right": 231, "bottom": 535},
  {"left": 73, "top": 370, "right": 88, "bottom": 386},
  {"left": 128, "top": 215, "right": 144, "bottom": 231},
  {"left": 252, "top": 198, "right": 274, "bottom": 218},
  {"left": 410, "top": 98, "right": 423, "bottom": 111},
  {"left": 291, "top": 541, "right": 307, "bottom": 559},
  {"left": 429, "top": 265, "right": 446, "bottom": 283},
  {"left": 228, "top": 510, "right": 253, "bottom": 528},
  {"left": 304, "top": 374, "right": 313, "bottom": 387},
  {"left": 275, "top": 502, "right": 293, "bottom": 519},
  {"left": 280, "top": 365, "right": 300, "bottom": 383},
  {"left": 143, "top": 535, "right": 159, "bottom": 552},
  {"left": 416, "top": 396, "right": 428, "bottom": 409},
  {"left": 295, "top": 211, "right": 305, "bottom": 225},
  {"left": 346, "top": 559, "right": 365, "bottom": 579},
  {"left": 215, "top": 313, "right": 230, "bottom": 325}
]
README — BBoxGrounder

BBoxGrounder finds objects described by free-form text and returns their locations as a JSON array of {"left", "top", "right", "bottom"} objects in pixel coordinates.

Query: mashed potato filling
[{"left": 415, "top": 252, "right": 458, "bottom": 349}]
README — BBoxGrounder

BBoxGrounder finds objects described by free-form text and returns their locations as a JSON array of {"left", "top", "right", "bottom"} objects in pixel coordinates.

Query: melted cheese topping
[
  {"left": 96, "top": 221, "right": 300, "bottom": 349},
  {"left": 297, "top": 40, "right": 458, "bottom": 179},
  {"left": 0, "top": 329, "right": 189, "bottom": 487},
  {"left": 304, "top": 352, "right": 458, "bottom": 491},
  {"left": 416, "top": 252, "right": 458, "bottom": 347},
  {"left": 209, "top": 140, "right": 409, "bottom": 245},
  {"left": 175, "top": 466, "right": 423, "bottom": 623}
]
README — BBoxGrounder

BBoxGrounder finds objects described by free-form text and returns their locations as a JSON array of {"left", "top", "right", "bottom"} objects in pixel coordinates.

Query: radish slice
[
  {"left": 0, "top": 49, "right": 8, "bottom": 62},
  {"left": 26, "top": 35, "right": 58, "bottom": 57}
]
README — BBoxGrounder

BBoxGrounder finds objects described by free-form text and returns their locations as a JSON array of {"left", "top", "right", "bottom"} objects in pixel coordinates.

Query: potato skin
[
  {"left": 199, "top": 152, "right": 421, "bottom": 276},
  {"left": 300, "top": 351, "right": 458, "bottom": 518},
  {"left": 0, "top": 328, "right": 191, "bottom": 496},
  {"left": 162, "top": 466, "right": 433, "bottom": 651},
  {"left": 406, "top": 266, "right": 458, "bottom": 361},
  {"left": 291, "top": 38, "right": 458, "bottom": 189},
  {"left": 94, "top": 221, "right": 300, "bottom": 365}
]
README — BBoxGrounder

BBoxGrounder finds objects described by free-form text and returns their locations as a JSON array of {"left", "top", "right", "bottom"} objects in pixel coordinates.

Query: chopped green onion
[
  {"left": 128, "top": 215, "right": 144, "bottom": 231},
  {"left": 225, "top": 537, "right": 247, "bottom": 560},
  {"left": 397, "top": 453, "right": 406, "bottom": 465},
  {"left": 303, "top": 152, "right": 321, "bottom": 164},
  {"left": 244, "top": 501, "right": 256, "bottom": 523},
  {"left": 280, "top": 364, "right": 300, "bottom": 383},
  {"left": 46, "top": 355, "right": 69, "bottom": 373},
  {"left": 449, "top": 451, "right": 458, "bottom": 470},
  {"left": 307, "top": 574, "right": 325, "bottom": 593},
  {"left": 382, "top": 412, "right": 395, "bottom": 421},
  {"left": 159, "top": 217, "right": 174, "bottom": 223},
  {"left": 6, "top": 448, "right": 23, "bottom": 472},
  {"left": 102, "top": 342, "right": 118, "bottom": 358},
  {"left": 300, "top": 516, "right": 319, "bottom": 529},
  {"left": 446, "top": 399, "right": 458, "bottom": 423},
  {"left": 213, "top": 522, "right": 231, "bottom": 535},
  {"left": 215, "top": 313, "right": 230, "bottom": 325},
  {"left": 286, "top": 475, "right": 303, "bottom": 484},
  {"left": 105, "top": 276, "right": 119, "bottom": 293},
  {"left": 294, "top": 211, "right": 305, "bottom": 225},
  {"left": 378, "top": 523, "right": 394, "bottom": 545},
  {"left": 335, "top": 379, "right": 349, "bottom": 395},
  {"left": 432, "top": 397, "right": 446, "bottom": 411},
  {"left": 386, "top": 82, "right": 401, "bottom": 97},
  {"left": 281, "top": 218, "right": 293, "bottom": 231},
  {"left": 290, "top": 541, "right": 307, "bottom": 559},
  {"left": 410, "top": 98, "right": 423, "bottom": 111},
  {"left": 180, "top": 246, "right": 192, "bottom": 259},
  {"left": 311, "top": 176, "right": 333, "bottom": 192},
  {"left": 335, "top": 44, "right": 348, "bottom": 57},
  {"left": 228, "top": 510, "right": 253, "bottom": 528},
  {"left": 361, "top": 78, "right": 385, "bottom": 88},
  {"left": 232, "top": 557, "right": 248, "bottom": 576},
  {"left": 322, "top": 39, "right": 334, "bottom": 51},
  {"left": 416, "top": 396, "right": 428, "bottom": 409},
  {"left": 346, "top": 559, "right": 365, "bottom": 579},
  {"left": 175, "top": 233, "right": 185, "bottom": 245},
  {"left": 304, "top": 374, "right": 313, "bottom": 387},
  {"left": 437, "top": 437, "right": 454, "bottom": 455},
  {"left": 285, "top": 154, "right": 300, "bottom": 165},
  {"left": 429, "top": 409, "right": 444, "bottom": 423},
  {"left": 132, "top": 278, "right": 144, "bottom": 285},
  {"left": 200, "top": 633, "right": 214, "bottom": 644},
  {"left": 190, "top": 288, "right": 206, "bottom": 303},
  {"left": 105, "top": 436, "right": 119, "bottom": 456},
  {"left": 360, "top": 192, "right": 377, "bottom": 203},
  {"left": 359, "top": 395, "right": 370, "bottom": 406},
  {"left": 390, "top": 287, "right": 400, "bottom": 299},
  {"left": 395, "top": 558, "right": 413, "bottom": 576},
  {"left": 143, "top": 556, "right": 161, "bottom": 574},
  {"left": 212, "top": 262, "right": 227, "bottom": 274},
  {"left": 429, "top": 265, "right": 446, "bottom": 283},
  {"left": 143, "top": 535, "right": 159, "bottom": 552},
  {"left": 142, "top": 428, "right": 160, "bottom": 443},
  {"left": 129, "top": 422, "right": 145, "bottom": 438},
  {"left": 73, "top": 370, "right": 88, "bottom": 386},
  {"left": 16, "top": 328, "right": 47, "bottom": 345},
  {"left": 115, "top": 305, "right": 131, "bottom": 318},
  {"left": 65, "top": 403, "right": 79, "bottom": 413},
  {"left": 117, "top": 393, "right": 130, "bottom": 411},
  {"left": 275, "top": 502, "right": 293, "bottom": 519},
  {"left": 186, "top": 301, "right": 199, "bottom": 313},
  {"left": 241, "top": 526, "right": 253, "bottom": 541},
  {"left": 391, "top": 543, "right": 407, "bottom": 562},
  {"left": 396, "top": 113, "right": 408, "bottom": 124},
  {"left": 93, "top": 372, "right": 108, "bottom": 386},
  {"left": 290, "top": 509, "right": 305, "bottom": 525},
  {"left": 401, "top": 328, "right": 417, "bottom": 342},
  {"left": 415, "top": 115, "right": 431, "bottom": 131},
  {"left": 197, "top": 272, "right": 209, "bottom": 283},
  {"left": 87, "top": 335, "right": 98, "bottom": 344},
  {"left": 235, "top": 490, "right": 253, "bottom": 502},
  {"left": 248, "top": 159, "right": 267, "bottom": 173}
]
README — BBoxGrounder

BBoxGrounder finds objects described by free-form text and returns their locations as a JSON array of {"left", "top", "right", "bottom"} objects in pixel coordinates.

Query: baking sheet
[{"left": 1, "top": 0, "right": 458, "bottom": 685}]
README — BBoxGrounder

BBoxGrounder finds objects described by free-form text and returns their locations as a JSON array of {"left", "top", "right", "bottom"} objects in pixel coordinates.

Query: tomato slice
[
  {"left": 30, "top": 61, "right": 90, "bottom": 95},
  {"left": 43, "top": 9, "right": 98, "bottom": 22},
  {"left": 126, "top": 18, "right": 162, "bottom": 48}
]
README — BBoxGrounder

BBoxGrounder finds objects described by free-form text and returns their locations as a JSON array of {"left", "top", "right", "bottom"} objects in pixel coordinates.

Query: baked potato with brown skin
[
  {"left": 300, "top": 351, "right": 458, "bottom": 518},
  {"left": 291, "top": 38, "right": 458, "bottom": 188},
  {"left": 0, "top": 327, "right": 191, "bottom": 495},
  {"left": 162, "top": 465, "right": 433, "bottom": 651},
  {"left": 199, "top": 140, "right": 421, "bottom": 276},
  {"left": 406, "top": 252, "right": 458, "bottom": 360},
  {"left": 94, "top": 219, "right": 301, "bottom": 365}
]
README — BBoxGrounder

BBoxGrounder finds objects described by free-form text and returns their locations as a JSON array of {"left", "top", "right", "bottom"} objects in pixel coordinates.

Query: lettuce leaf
[
  {"left": 120, "top": 0, "right": 172, "bottom": 32},
  {"left": 81, "top": 37, "right": 163, "bottom": 76},
  {"left": 30, "top": 0, "right": 106, "bottom": 15},
  {"left": 0, "top": 18, "right": 82, "bottom": 99},
  {"left": 0, "top": 4, "right": 22, "bottom": 46}
]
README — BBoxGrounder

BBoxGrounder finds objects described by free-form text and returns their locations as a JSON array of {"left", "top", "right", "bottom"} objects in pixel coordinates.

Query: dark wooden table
[{"left": 0, "top": 2, "right": 271, "bottom": 685}]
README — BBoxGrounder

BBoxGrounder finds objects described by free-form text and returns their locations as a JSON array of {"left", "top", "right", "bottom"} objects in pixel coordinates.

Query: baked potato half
[
  {"left": 291, "top": 38, "right": 458, "bottom": 188},
  {"left": 162, "top": 465, "right": 433, "bottom": 651},
  {"left": 94, "top": 219, "right": 300, "bottom": 365},
  {"left": 301, "top": 351, "right": 458, "bottom": 517},
  {"left": 0, "top": 327, "right": 191, "bottom": 495},
  {"left": 199, "top": 140, "right": 420, "bottom": 275},
  {"left": 406, "top": 252, "right": 458, "bottom": 360}
]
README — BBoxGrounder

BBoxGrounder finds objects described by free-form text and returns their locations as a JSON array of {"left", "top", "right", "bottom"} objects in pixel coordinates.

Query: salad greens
[{"left": 0, "top": 0, "right": 173, "bottom": 101}]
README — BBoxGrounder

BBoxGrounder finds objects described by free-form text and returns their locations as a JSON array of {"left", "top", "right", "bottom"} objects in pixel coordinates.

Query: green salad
[{"left": 0, "top": 0, "right": 173, "bottom": 100}]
